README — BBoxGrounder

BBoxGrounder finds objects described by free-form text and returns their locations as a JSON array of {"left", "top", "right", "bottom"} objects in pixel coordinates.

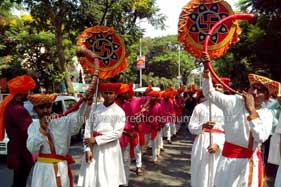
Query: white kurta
[
  {"left": 202, "top": 78, "right": 273, "bottom": 187},
  {"left": 27, "top": 102, "right": 90, "bottom": 187},
  {"left": 77, "top": 103, "right": 126, "bottom": 187},
  {"left": 188, "top": 100, "right": 225, "bottom": 187},
  {"left": 274, "top": 114, "right": 281, "bottom": 187}
]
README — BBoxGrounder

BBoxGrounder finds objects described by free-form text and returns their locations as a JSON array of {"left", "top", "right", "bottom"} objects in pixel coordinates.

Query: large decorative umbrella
[
  {"left": 77, "top": 26, "right": 128, "bottom": 79},
  {"left": 178, "top": 0, "right": 241, "bottom": 59},
  {"left": 54, "top": 26, "right": 128, "bottom": 118}
]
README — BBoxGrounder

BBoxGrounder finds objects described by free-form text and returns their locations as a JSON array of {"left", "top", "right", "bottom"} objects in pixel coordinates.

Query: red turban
[
  {"left": 177, "top": 87, "right": 184, "bottom": 93},
  {"left": 212, "top": 77, "right": 231, "bottom": 86},
  {"left": 128, "top": 83, "right": 134, "bottom": 98},
  {"left": 28, "top": 94, "right": 57, "bottom": 107},
  {"left": 0, "top": 75, "right": 36, "bottom": 140},
  {"left": 99, "top": 82, "right": 121, "bottom": 92}
]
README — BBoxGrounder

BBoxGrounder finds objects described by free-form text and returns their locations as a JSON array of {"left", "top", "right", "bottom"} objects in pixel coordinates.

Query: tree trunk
[
  {"left": 42, "top": 0, "right": 74, "bottom": 95},
  {"left": 55, "top": 24, "right": 74, "bottom": 95}
]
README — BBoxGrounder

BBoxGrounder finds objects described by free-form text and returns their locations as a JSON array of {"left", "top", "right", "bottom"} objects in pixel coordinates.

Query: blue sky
[{"left": 141, "top": 0, "right": 239, "bottom": 38}]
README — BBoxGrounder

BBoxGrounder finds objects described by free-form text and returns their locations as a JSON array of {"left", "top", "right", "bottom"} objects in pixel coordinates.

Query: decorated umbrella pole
[
  {"left": 77, "top": 26, "right": 128, "bottom": 108},
  {"left": 178, "top": 2, "right": 253, "bottom": 185},
  {"left": 77, "top": 26, "right": 128, "bottom": 80},
  {"left": 178, "top": 0, "right": 241, "bottom": 60},
  {"left": 178, "top": 0, "right": 241, "bottom": 148},
  {"left": 52, "top": 26, "right": 128, "bottom": 118},
  {"left": 202, "top": 13, "right": 255, "bottom": 93}
]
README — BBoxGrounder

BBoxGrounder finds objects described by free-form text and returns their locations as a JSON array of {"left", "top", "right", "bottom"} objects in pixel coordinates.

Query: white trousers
[
  {"left": 121, "top": 144, "right": 130, "bottom": 186},
  {"left": 151, "top": 131, "right": 161, "bottom": 161}
]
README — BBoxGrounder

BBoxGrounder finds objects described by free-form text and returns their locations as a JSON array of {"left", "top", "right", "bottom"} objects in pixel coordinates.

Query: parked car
[
  {"left": 0, "top": 94, "right": 11, "bottom": 155},
  {"left": 0, "top": 95, "right": 84, "bottom": 155},
  {"left": 0, "top": 131, "right": 8, "bottom": 155},
  {"left": 133, "top": 87, "right": 161, "bottom": 97}
]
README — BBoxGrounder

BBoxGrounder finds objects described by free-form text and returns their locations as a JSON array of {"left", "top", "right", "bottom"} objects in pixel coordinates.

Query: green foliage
[
  {"left": 209, "top": 0, "right": 281, "bottom": 89},
  {"left": 118, "top": 35, "right": 196, "bottom": 88},
  {"left": 4, "top": 0, "right": 165, "bottom": 94}
]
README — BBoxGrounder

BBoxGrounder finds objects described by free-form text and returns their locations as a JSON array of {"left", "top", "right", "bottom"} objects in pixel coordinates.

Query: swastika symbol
[
  {"left": 197, "top": 11, "right": 219, "bottom": 34},
  {"left": 92, "top": 39, "right": 113, "bottom": 60}
]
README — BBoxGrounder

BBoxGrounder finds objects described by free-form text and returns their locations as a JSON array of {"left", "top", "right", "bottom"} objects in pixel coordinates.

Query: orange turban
[
  {"left": 148, "top": 91, "right": 160, "bottom": 97},
  {"left": 28, "top": 94, "right": 57, "bottom": 107},
  {"left": 145, "top": 85, "right": 153, "bottom": 94},
  {"left": 99, "top": 82, "right": 121, "bottom": 92},
  {"left": 166, "top": 87, "right": 175, "bottom": 92},
  {"left": 161, "top": 91, "right": 175, "bottom": 98},
  {"left": 0, "top": 75, "right": 36, "bottom": 140},
  {"left": 117, "top": 84, "right": 130, "bottom": 95},
  {"left": 248, "top": 74, "right": 279, "bottom": 95},
  {"left": 117, "top": 83, "right": 134, "bottom": 98}
]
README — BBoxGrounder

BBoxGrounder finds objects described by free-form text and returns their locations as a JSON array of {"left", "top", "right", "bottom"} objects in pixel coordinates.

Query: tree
[
  {"left": 10, "top": 0, "right": 165, "bottom": 94},
  {"left": 208, "top": 0, "right": 281, "bottom": 89},
  {"left": 0, "top": 0, "right": 25, "bottom": 78},
  {"left": 123, "top": 35, "right": 196, "bottom": 89}
]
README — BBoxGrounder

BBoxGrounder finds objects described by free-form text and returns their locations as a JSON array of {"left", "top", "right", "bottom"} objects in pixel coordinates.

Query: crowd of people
[{"left": 1, "top": 68, "right": 281, "bottom": 187}]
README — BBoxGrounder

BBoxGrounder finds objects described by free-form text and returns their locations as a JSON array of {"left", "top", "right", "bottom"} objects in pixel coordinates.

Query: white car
[
  {"left": 133, "top": 87, "right": 161, "bottom": 97},
  {"left": 0, "top": 131, "right": 8, "bottom": 155},
  {"left": 0, "top": 95, "right": 85, "bottom": 155}
]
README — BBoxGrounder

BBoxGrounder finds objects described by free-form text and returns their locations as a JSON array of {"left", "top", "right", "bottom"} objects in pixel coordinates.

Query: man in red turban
[
  {"left": 78, "top": 82, "right": 127, "bottom": 187},
  {"left": 115, "top": 83, "right": 136, "bottom": 186},
  {"left": 212, "top": 77, "right": 231, "bottom": 93},
  {"left": 0, "top": 75, "right": 36, "bottom": 187}
]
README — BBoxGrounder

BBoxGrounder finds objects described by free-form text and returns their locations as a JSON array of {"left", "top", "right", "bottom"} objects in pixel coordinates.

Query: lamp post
[
  {"left": 169, "top": 43, "right": 182, "bottom": 88},
  {"left": 176, "top": 44, "right": 182, "bottom": 88},
  {"left": 139, "top": 38, "right": 143, "bottom": 87}
]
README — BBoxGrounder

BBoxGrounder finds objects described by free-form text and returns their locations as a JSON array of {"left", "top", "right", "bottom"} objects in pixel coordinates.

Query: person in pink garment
[
  {"left": 115, "top": 84, "right": 137, "bottom": 186},
  {"left": 160, "top": 90, "right": 176, "bottom": 144},
  {"left": 130, "top": 86, "right": 153, "bottom": 176},
  {"left": 145, "top": 91, "right": 162, "bottom": 163},
  {"left": 174, "top": 88, "right": 185, "bottom": 134}
]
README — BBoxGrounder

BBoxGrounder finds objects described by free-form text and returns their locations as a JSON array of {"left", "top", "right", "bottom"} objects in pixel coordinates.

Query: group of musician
[{"left": 2, "top": 66, "right": 281, "bottom": 187}]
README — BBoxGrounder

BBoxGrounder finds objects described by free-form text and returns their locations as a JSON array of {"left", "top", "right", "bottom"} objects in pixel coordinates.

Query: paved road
[
  {"left": 0, "top": 155, "right": 13, "bottom": 187},
  {"left": 128, "top": 127, "right": 191, "bottom": 187}
]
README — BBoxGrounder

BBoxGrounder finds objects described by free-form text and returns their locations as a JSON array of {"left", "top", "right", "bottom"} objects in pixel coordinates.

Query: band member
[
  {"left": 188, "top": 78, "right": 228, "bottom": 187},
  {"left": 202, "top": 57, "right": 274, "bottom": 187},
  {"left": 116, "top": 83, "right": 136, "bottom": 186},
  {"left": 77, "top": 82, "right": 126, "bottom": 187},
  {"left": 0, "top": 75, "right": 36, "bottom": 187},
  {"left": 27, "top": 93, "right": 91, "bottom": 187}
]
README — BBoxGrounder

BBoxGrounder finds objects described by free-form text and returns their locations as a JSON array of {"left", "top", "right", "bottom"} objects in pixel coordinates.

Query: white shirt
[
  {"left": 27, "top": 102, "right": 90, "bottom": 187},
  {"left": 202, "top": 78, "right": 273, "bottom": 187},
  {"left": 188, "top": 100, "right": 225, "bottom": 187},
  {"left": 77, "top": 102, "right": 126, "bottom": 187}
]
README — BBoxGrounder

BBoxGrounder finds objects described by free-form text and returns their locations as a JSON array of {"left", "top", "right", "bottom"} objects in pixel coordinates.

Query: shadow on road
[{"left": 129, "top": 125, "right": 192, "bottom": 187}]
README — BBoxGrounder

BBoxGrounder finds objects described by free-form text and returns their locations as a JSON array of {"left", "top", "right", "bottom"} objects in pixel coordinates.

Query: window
[
  {"left": 52, "top": 101, "right": 63, "bottom": 114},
  {"left": 64, "top": 99, "right": 77, "bottom": 110}
]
